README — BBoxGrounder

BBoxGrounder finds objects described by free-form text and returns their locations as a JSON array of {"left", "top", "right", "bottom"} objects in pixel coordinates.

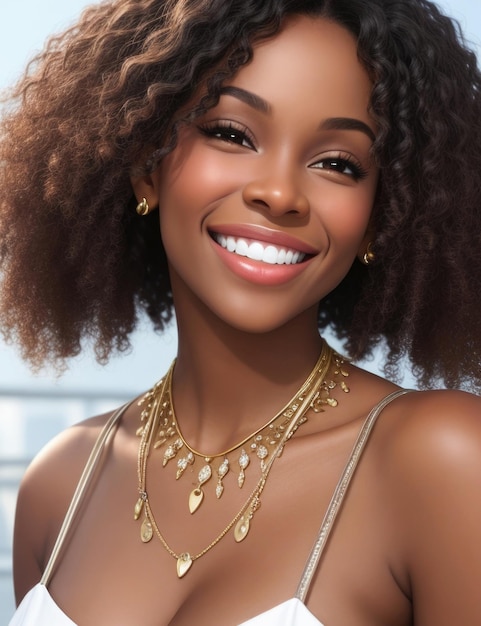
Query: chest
[{"left": 45, "top": 435, "right": 411, "bottom": 625}]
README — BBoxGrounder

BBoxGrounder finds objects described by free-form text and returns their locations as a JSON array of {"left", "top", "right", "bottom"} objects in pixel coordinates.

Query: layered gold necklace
[{"left": 134, "top": 340, "right": 349, "bottom": 577}]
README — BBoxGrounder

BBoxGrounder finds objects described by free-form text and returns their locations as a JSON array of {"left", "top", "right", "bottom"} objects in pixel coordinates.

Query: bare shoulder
[
  {"left": 18, "top": 410, "right": 113, "bottom": 505},
  {"left": 376, "top": 388, "right": 481, "bottom": 475},
  {"left": 372, "top": 389, "right": 481, "bottom": 624},
  {"left": 12, "top": 409, "right": 119, "bottom": 603},
  {"left": 372, "top": 388, "right": 481, "bottom": 498}
]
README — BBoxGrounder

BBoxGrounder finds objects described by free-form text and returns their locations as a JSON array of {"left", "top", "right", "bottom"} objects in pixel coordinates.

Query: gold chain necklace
[
  {"left": 136, "top": 341, "right": 349, "bottom": 514},
  {"left": 134, "top": 341, "right": 350, "bottom": 578}
]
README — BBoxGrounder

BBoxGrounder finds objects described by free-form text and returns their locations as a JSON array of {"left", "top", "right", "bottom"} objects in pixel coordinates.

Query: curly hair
[{"left": 1, "top": 0, "right": 481, "bottom": 389}]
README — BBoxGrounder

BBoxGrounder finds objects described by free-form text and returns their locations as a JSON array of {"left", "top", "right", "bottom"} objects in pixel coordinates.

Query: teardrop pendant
[
  {"left": 189, "top": 464, "right": 212, "bottom": 513},
  {"left": 140, "top": 517, "right": 153, "bottom": 543},
  {"left": 177, "top": 553, "right": 193, "bottom": 578},
  {"left": 234, "top": 514, "right": 250, "bottom": 543},
  {"left": 189, "top": 487, "right": 204, "bottom": 514},
  {"left": 134, "top": 497, "right": 144, "bottom": 520}
]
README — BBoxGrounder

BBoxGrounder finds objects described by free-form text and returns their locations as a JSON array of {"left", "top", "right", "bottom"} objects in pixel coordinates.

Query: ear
[{"left": 130, "top": 171, "right": 160, "bottom": 211}]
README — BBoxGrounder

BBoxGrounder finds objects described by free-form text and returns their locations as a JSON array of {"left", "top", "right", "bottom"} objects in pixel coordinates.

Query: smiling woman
[
  {"left": 131, "top": 16, "right": 378, "bottom": 335},
  {"left": 2, "top": 1, "right": 481, "bottom": 625}
]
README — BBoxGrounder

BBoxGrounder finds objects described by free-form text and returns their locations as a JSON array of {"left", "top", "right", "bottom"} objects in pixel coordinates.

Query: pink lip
[
  {"left": 210, "top": 237, "right": 315, "bottom": 286},
  {"left": 208, "top": 224, "right": 319, "bottom": 255}
]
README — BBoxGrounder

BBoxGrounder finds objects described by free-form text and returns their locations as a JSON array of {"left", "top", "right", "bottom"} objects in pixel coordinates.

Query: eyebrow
[
  {"left": 320, "top": 117, "right": 376, "bottom": 142},
  {"left": 219, "top": 86, "right": 376, "bottom": 142},
  {"left": 219, "top": 86, "right": 271, "bottom": 114}
]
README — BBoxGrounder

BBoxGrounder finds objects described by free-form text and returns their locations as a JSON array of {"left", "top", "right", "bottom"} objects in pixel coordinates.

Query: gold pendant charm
[
  {"left": 177, "top": 553, "right": 193, "bottom": 578},
  {"left": 238, "top": 449, "right": 250, "bottom": 488},
  {"left": 141, "top": 517, "right": 153, "bottom": 543},
  {"left": 189, "top": 464, "right": 212, "bottom": 513},
  {"left": 256, "top": 445, "right": 268, "bottom": 471},
  {"left": 189, "top": 487, "right": 204, "bottom": 514},
  {"left": 134, "top": 497, "right": 144, "bottom": 520},
  {"left": 176, "top": 452, "right": 194, "bottom": 479},
  {"left": 234, "top": 515, "right": 250, "bottom": 543},
  {"left": 163, "top": 438, "right": 183, "bottom": 467},
  {"left": 216, "top": 458, "right": 229, "bottom": 499}
]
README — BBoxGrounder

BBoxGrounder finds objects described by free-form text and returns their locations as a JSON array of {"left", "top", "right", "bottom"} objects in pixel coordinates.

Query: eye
[
  {"left": 311, "top": 153, "right": 368, "bottom": 182},
  {"left": 198, "top": 121, "right": 256, "bottom": 149}
]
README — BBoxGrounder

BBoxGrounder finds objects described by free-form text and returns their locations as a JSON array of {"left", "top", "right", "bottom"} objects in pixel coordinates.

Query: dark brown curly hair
[{"left": 1, "top": 0, "right": 481, "bottom": 390}]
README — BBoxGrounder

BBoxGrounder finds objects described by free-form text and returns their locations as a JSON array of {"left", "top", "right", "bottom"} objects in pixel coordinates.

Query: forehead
[{"left": 226, "top": 15, "right": 373, "bottom": 127}]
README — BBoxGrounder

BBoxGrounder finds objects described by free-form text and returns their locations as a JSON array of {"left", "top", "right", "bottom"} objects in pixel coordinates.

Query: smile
[{"left": 211, "top": 233, "right": 307, "bottom": 265}]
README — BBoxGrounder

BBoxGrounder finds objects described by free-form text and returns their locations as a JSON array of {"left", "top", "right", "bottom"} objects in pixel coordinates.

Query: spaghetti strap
[
  {"left": 295, "top": 389, "right": 412, "bottom": 603},
  {"left": 40, "top": 401, "right": 133, "bottom": 587}
]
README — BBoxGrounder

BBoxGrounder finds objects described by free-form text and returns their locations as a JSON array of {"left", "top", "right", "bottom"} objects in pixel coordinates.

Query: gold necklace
[
  {"left": 136, "top": 341, "right": 349, "bottom": 514},
  {"left": 134, "top": 341, "right": 350, "bottom": 578}
]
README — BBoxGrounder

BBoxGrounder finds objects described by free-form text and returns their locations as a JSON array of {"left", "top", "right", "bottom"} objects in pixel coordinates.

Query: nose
[{"left": 242, "top": 170, "right": 310, "bottom": 218}]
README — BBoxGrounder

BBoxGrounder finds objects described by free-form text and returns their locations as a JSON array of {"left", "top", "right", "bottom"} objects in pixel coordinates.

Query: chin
[{"left": 209, "top": 301, "right": 319, "bottom": 336}]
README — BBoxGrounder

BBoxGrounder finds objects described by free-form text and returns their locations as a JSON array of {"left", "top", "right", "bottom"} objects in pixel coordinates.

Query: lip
[{"left": 208, "top": 224, "right": 319, "bottom": 256}]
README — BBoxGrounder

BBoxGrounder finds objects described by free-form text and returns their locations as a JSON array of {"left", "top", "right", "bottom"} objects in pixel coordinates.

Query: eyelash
[
  {"left": 198, "top": 121, "right": 256, "bottom": 149},
  {"left": 198, "top": 122, "right": 368, "bottom": 182},
  {"left": 311, "top": 153, "right": 369, "bottom": 182}
]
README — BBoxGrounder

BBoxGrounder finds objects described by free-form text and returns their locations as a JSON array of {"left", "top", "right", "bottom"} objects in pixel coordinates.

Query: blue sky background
[{"left": 0, "top": 0, "right": 480, "bottom": 394}]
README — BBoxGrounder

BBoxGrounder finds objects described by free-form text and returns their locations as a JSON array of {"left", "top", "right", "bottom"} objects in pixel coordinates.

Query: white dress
[
  {"left": 11, "top": 587, "right": 323, "bottom": 625},
  {"left": 9, "top": 390, "right": 409, "bottom": 625}
]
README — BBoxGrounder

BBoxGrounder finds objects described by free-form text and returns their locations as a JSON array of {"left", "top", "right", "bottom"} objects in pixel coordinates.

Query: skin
[{"left": 13, "top": 15, "right": 481, "bottom": 626}]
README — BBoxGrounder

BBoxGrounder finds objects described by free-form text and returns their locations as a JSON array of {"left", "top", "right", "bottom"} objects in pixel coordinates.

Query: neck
[{"left": 170, "top": 290, "right": 324, "bottom": 452}]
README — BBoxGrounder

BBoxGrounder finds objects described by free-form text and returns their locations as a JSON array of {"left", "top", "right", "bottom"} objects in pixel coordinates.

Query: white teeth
[
  {"left": 262, "top": 246, "right": 278, "bottom": 265},
  {"left": 213, "top": 234, "right": 306, "bottom": 265},
  {"left": 247, "top": 242, "right": 264, "bottom": 261},
  {"left": 235, "top": 239, "right": 249, "bottom": 256}
]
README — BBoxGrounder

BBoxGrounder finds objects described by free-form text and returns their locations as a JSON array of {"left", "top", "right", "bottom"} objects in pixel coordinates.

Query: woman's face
[{"left": 140, "top": 16, "right": 378, "bottom": 333}]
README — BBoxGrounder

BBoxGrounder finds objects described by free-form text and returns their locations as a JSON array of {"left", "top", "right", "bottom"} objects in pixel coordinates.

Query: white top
[
  {"left": 10, "top": 588, "right": 322, "bottom": 626},
  {"left": 240, "top": 598, "right": 323, "bottom": 624},
  {"left": 9, "top": 585, "right": 76, "bottom": 626},
  {"left": 9, "top": 390, "right": 409, "bottom": 626}
]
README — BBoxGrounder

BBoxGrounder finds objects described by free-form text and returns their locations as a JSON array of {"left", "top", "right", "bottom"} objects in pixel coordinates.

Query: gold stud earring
[
  {"left": 362, "top": 242, "right": 376, "bottom": 265},
  {"left": 136, "top": 197, "right": 150, "bottom": 216}
]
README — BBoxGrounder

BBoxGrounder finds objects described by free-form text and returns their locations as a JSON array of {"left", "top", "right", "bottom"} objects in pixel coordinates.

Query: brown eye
[
  {"left": 312, "top": 155, "right": 368, "bottom": 181},
  {"left": 198, "top": 122, "right": 255, "bottom": 149}
]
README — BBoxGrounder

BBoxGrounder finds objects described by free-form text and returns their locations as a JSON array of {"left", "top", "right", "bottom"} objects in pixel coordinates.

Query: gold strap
[
  {"left": 40, "top": 401, "right": 133, "bottom": 587},
  {"left": 295, "top": 389, "right": 412, "bottom": 602}
]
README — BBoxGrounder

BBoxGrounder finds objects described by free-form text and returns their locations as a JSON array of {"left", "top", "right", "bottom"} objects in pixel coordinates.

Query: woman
[{"left": 3, "top": 0, "right": 481, "bottom": 624}]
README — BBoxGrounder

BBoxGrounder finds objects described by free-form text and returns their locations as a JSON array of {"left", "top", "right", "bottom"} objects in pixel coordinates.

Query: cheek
[
  {"left": 317, "top": 185, "right": 376, "bottom": 251},
  {"left": 156, "top": 146, "right": 243, "bottom": 219}
]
